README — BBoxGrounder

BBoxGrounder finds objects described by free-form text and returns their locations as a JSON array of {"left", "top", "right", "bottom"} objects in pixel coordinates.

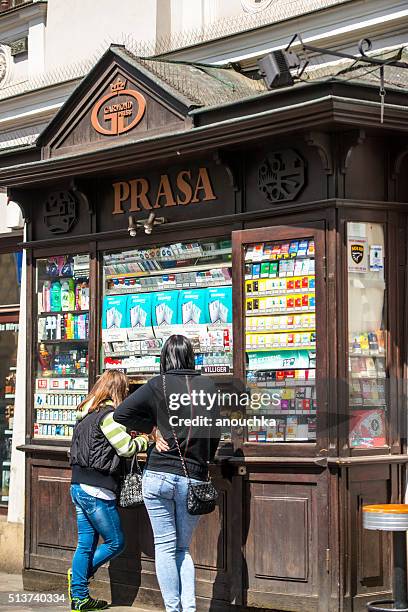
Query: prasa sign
[{"left": 112, "top": 167, "right": 217, "bottom": 214}]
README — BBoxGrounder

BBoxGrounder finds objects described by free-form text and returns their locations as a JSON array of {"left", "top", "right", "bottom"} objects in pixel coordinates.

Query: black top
[
  {"left": 70, "top": 404, "right": 121, "bottom": 493},
  {"left": 114, "top": 370, "right": 220, "bottom": 481}
]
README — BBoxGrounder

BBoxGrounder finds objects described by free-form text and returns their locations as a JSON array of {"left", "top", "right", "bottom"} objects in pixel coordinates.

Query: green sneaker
[
  {"left": 71, "top": 596, "right": 108, "bottom": 611},
  {"left": 67, "top": 568, "right": 72, "bottom": 602}
]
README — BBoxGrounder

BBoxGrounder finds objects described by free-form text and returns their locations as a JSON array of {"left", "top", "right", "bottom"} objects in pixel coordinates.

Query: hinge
[
  {"left": 325, "top": 548, "right": 330, "bottom": 572},
  {"left": 322, "top": 256, "right": 327, "bottom": 281}
]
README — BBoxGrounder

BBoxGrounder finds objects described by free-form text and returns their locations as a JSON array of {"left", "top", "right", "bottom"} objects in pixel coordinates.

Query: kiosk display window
[
  {"left": 347, "top": 222, "right": 387, "bottom": 448},
  {"left": 101, "top": 238, "right": 233, "bottom": 379},
  {"left": 243, "top": 237, "right": 317, "bottom": 443},
  {"left": 33, "top": 254, "right": 90, "bottom": 440}
]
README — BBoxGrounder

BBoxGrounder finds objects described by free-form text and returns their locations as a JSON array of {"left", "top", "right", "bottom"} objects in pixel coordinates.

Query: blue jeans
[
  {"left": 70, "top": 484, "right": 125, "bottom": 600},
  {"left": 142, "top": 470, "right": 201, "bottom": 612}
]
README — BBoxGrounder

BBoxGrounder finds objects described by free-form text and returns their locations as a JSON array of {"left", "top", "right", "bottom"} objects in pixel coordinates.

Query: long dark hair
[{"left": 160, "top": 335, "right": 195, "bottom": 373}]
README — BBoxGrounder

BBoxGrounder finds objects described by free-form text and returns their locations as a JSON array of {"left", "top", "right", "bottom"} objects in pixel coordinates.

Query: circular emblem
[
  {"left": 0, "top": 44, "right": 11, "bottom": 87},
  {"left": 241, "top": 0, "right": 273, "bottom": 13},
  {"left": 44, "top": 191, "right": 78, "bottom": 234},
  {"left": 258, "top": 149, "right": 305, "bottom": 203},
  {"left": 91, "top": 79, "right": 146, "bottom": 136}
]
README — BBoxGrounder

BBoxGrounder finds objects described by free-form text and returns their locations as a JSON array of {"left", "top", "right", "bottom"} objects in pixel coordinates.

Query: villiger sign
[{"left": 91, "top": 78, "right": 146, "bottom": 136}]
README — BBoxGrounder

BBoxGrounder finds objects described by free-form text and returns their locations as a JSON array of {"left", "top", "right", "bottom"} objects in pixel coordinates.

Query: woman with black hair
[{"left": 114, "top": 335, "right": 220, "bottom": 612}]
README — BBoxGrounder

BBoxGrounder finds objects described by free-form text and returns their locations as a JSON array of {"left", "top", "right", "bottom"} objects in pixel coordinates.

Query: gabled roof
[{"left": 36, "top": 44, "right": 265, "bottom": 158}]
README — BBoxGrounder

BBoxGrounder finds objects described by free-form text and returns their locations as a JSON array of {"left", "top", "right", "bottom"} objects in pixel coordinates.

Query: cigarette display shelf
[
  {"left": 35, "top": 419, "right": 76, "bottom": 425},
  {"left": 37, "top": 339, "right": 88, "bottom": 345},
  {"left": 38, "top": 310, "right": 89, "bottom": 317},
  {"left": 246, "top": 308, "right": 315, "bottom": 316},
  {"left": 105, "top": 261, "right": 231, "bottom": 279},
  {"left": 246, "top": 345, "right": 316, "bottom": 352},
  {"left": 107, "top": 280, "right": 232, "bottom": 296},
  {"left": 105, "top": 246, "right": 232, "bottom": 267}
]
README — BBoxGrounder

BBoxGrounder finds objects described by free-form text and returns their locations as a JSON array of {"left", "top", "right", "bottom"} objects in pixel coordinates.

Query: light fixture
[
  {"left": 128, "top": 215, "right": 137, "bottom": 237},
  {"left": 127, "top": 213, "right": 166, "bottom": 237}
]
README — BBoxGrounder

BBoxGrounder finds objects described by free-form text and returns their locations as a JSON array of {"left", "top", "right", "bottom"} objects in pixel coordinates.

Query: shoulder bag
[
  {"left": 162, "top": 375, "right": 218, "bottom": 515},
  {"left": 118, "top": 452, "right": 143, "bottom": 508}
]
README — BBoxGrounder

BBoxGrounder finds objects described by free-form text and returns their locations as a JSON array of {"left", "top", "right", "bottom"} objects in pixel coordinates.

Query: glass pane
[
  {"left": 102, "top": 239, "right": 233, "bottom": 442},
  {"left": 0, "top": 252, "right": 22, "bottom": 305},
  {"left": 33, "top": 254, "right": 90, "bottom": 440},
  {"left": 0, "top": 322, "right": 18, "bottom": 504},
  {"left": 347, "top": 223, "right": 387, "bottom": 449},
  {"left": 244, "top": 238, "right": 317, "bottom": 443}
]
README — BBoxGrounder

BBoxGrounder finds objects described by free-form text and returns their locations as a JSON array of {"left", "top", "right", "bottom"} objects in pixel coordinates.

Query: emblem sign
[
  {"left": 91, "top": 78, "right": 146, "bottom": 136},
  {"left": 351, "top": 244, "right": 364, "bottom": 264},
  {"left": 43, "top": 191, "right": 78, "bottom": 234},
  {"left": 258, "top": 150, "right": 305, "bottom": 203},
  {"left": 347, "top": 237, "right": 368, "bottom": 273}
]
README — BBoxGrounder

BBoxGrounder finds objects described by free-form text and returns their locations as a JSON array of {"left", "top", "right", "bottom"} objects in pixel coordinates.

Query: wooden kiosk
[{"left": 2, "top": 46, "right": 408, "bottom": 611}]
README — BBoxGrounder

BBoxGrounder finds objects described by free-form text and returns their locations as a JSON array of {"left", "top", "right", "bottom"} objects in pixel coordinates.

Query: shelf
[
  {"left": 246, "top": 411, "right": 317, "bottom": 416},
  {"left": 106, "top": 281, "right": 232, "bottom": 295},
  {"left": 245, "top": 254, "right": 314, "bottom": 264},
  {"left": 104, "top": 247, "right": 232, "bottom": 267},
  {"left": 37, "top": 339, "right": 88, "bottom": 344},
  {"left": 35, "top": 420, "right": 76, "bottom": 425},
  {"left": 247, "top": 366, "right": 316, "bottom": 372},
  {"left": 33, "top": 435, "right": 72, "bottom": 441},
  {"left": 246, "top": 345, "right": 316, "bottom": 352},
  {"left": 39, "top": 273, "right": 89, "bottom": 281},
  {"left": 349, "top": 352, "right": 385, "bottom": 357},
  {"left": 38, "top": 310, "right": 89, "bottom": 317},
  {"left": 246, "top": 308, "right": 315, "bottom": 317},
  {"left": 246, "top": 327, "right": 316, "bottom": 333},
  {"left": 105, "top": 261, "right": 232, "bottom": 279},
  {"left": 248, "top": 381, "right": 316, "bottom": 387},
  {"left": 247, "top": 289, "right": 315, "bottom": 298}
]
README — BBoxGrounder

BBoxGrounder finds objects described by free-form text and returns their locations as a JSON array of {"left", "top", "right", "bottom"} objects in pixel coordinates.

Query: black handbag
[
  {"left": 118, "top": 453, "right": 143, "bottom": 508},
  {"left": 162, "top": 375, "right": 218, "bottom": 516}
]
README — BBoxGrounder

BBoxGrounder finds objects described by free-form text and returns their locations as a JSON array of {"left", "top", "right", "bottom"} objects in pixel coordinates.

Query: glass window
[
  {"left": 33, "top": 254, "right": 90, "bottom": 440},
  {"left": 0, "top": 252, "right": 22, "bottom": 306},
  {"left": 102, "top": 238, "right": 233, "bottom": 441},
  {"left": 347, "top": 223, "right": 387, "bottom": 449},
  {"left": 244, "top": 238, "right": 317, "bottom": 443},
  {"left": 0, "top": 321, "right": 18, "bottom": 504}
]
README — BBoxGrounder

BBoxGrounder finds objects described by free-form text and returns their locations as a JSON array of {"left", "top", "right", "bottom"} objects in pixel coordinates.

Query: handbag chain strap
[
  {"left": 129, "top": 450, "right": 141, "bottom": 475},
  {"left": 162, "top": 375, "right": 191, "bottom": 482},
  {"left": 162, "top": 375, "right": 211, "bottom": 482}
]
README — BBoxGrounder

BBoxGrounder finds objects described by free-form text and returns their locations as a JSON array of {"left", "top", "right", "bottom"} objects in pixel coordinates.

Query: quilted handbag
[
  {"left": 118, "top": 453, "right": 143, "bottom": 508},
  {"left": 162, "top": 376, "right": 218, "bottom": 516}
]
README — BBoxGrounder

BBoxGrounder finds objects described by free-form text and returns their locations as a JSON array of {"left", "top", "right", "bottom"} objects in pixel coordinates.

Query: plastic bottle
[
  {"left": 61, "top": 279, "right": 75, "bottom": 311},
  {"left": 50, "top": 281, "right": 61, "bottom": 312},
  {"left": 42, "top": 281, "right": 51, "bottom": 312}
]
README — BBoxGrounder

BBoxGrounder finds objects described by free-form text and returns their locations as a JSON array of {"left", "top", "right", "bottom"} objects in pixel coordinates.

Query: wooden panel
[
  {"left": 191, "top": 489, "right": 226, "bottom": 571},
  {"left": 254, "top": 495, "right": 308, "bottom": 580},
  {"left": 244, "top": 469, "right": 328, "bottom": 611},
  {"left": 30, "top": 464, "right": 76, "bottom": 565}
]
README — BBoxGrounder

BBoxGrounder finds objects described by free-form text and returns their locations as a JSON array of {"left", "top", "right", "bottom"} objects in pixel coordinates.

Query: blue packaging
[
  {"left": 207, "top": 286, "right": 232, "bottom": 324},
  {"left": 152, "top": 291, "right": 179, "bottom": 326},
  {"left": 102, "top": 295, "right": 127, "bottom": 341},
  {"left": 127, "top": 293, "right": 152, "bottom": 328},
  {"left": 178, "top": 289, "right": 208, "bottom": 325}
]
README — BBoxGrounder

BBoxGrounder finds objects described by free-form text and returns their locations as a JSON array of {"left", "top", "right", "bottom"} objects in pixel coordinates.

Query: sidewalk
[{"left": 0, "top": 572, "right": 160, "bottom": 612}]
